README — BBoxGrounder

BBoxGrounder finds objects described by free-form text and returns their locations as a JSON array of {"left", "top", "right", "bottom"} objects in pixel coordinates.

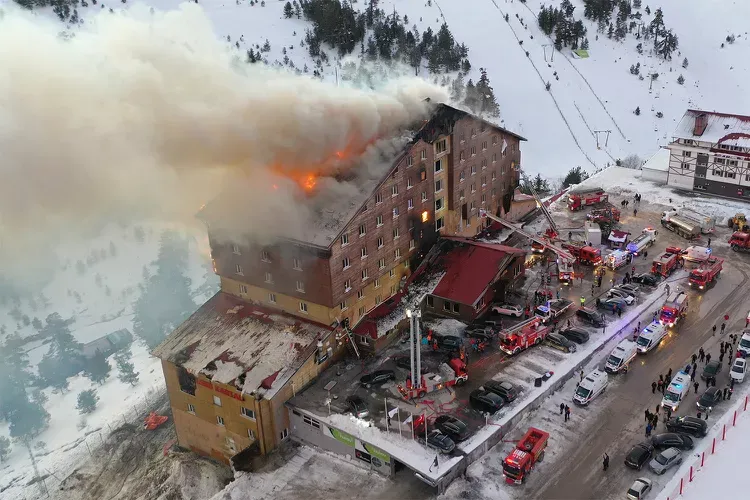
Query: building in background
[
  {"left": 667, "top": 110, "right": 750, "bottom": 200},
  {"left": 640, "top": 148, "right": 669, "bottom": 184}
]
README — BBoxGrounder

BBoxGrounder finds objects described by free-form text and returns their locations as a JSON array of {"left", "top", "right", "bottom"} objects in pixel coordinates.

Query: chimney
[{"left": 693, "top": 113, "right": 708, "bottom": 136}]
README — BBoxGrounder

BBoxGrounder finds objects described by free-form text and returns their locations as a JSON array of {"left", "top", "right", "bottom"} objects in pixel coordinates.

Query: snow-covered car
[
  {"left": 648, "top": 447, "right": 683, "bottom": 475},
  {"left": 491, "top": 304, "right": 523, "bottom": 317},
  {"left": 616, "top": 283, "right": 640, "bottom": 295},
  {"left": 731, "top": 358, "right": 747, "bottom": 383},
  {"left": 422, "top": 430, "right": 455, "bottom": 454},
  {"left": 632, "top": 273, "right": 660, "bottom": 286},
  {"left": 606, "top": 288, "right": 635, "bottom": 304},
  {"left": 627, "top": 477, "right": 653, "bottom": 500}
]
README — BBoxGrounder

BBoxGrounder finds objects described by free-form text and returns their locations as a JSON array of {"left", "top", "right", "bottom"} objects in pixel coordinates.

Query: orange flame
[{"left": 303, "top": 174, "right": 317, "bottom": 192}]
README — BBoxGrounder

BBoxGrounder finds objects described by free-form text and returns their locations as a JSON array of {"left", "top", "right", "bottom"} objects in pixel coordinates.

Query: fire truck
[
  {"left": 651, "top": 250, "right": 681, "bottom": 277},
  {"left": 689, "top": 257, "right": 723, "bottom": 290},
  {"left": 502, "top": 427, "right": 550, "bottom": 484},
  {"left": 498, "top": 317, "right": 551, "bottom": 355},
  {"left": 626, "top": 228, "right": 657, "bottom": 256},
  {"left": 567, "top": 186, "right": 608, "bottom": 211},
  {"left": 587, "top": 204, "right": 621, "bottom": 224},
  {"left": 659, "top": 291, "right": 689, "bottom": 327},
  {"left": 398, "top": 358, "right": 468, "bottom": 399},
  {"left": 560, "top": 241, "right": 603, "bottom": 266},
  {"left": 729, "top": 231, "right": 750, "bottom": 252}
]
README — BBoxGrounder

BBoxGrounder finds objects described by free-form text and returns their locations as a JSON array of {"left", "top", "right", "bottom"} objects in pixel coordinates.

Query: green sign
[
  {"left": 364, "top": 443, "right": 390, "bottom": 464},
  {"left": 328, "top": 427, "right": 355, "bottom": 447}
]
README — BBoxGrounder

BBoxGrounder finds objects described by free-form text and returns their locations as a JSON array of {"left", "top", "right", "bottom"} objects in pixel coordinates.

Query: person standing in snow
[
  {"left": 580, "top": 370, "right": 585, "bottom": 383},
  {"left": 721, "top": 322, "right": 726, "bottom": 334},
  {"left": 603, "top": 453, "right": 609, "bottom": 471},
  {"left": 706, "top": 353, "right": 712, "bottom": 364},
  {"left": 651, "top": 381, "right": 657, "bottom": 394},
  {"left": 564, "top": 405, "right": 571, "bottom": 422},
  {"left": 692, "top": 353, "right": 698, "bottom": 365},
  {"left": 699, "top": 348, "right": 705, "bottom": 362},
  {"left": 645, "top": 409, "right": 651, "bottom": 422},
  {"left": 657, "top": 379, "right": 663, "bottom": 393},
  {"left": 645, "top": 422, "right": 652, "bottom": 437},
  {"left": 560, "top": 402, "right": 565, "bottom": 415},
  {"left": 694, "top": 381, "right": 700, "bottom": 394}
]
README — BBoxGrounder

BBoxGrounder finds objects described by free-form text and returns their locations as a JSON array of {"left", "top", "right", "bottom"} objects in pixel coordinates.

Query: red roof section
[{"left": 431, "top": 238, "right": 523, "bottom": 305}]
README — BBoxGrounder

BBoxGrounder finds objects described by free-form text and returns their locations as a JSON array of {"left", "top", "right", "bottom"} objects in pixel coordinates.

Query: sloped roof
[
  {"left": 430, "top": 238, "right": 524, "bottom": 305},
  {"left": 673, "top": 109, "right": 750, "bottom": 143},
  {"left": 152, "top": 292, "right": 332, "bottom": 398},
  {"left": 642, "top": 147, "right": 670, "bottom": 172},
  {"left": 608, "top": 230, "right": 630, "bottom": 243}
]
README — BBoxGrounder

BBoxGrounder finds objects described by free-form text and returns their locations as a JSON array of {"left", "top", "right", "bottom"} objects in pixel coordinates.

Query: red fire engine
[
  {"left": 502, "top": 427, "right": 550, "bottom": 484},
  {"left": 651, "top": 251, "right": 681, "bottom": 277},
  {"left": 689, "top": 257, "right": 723, "bottom": 290},
  {"left": 560, "top": 241, "right": 603, "bottom": 266},
  {"left": 498, "top": 317, "right": 551, "bottom": 355},
  {"left": 398, "top": 358, "right": 468, "bottom": 400},
  {"left": 587, "top": 205, "right": 621, "bottom": 224},
  {"left": 729, "top": 232, "right": 750, "bottom": 252},
  {"left": 567, "top": 186, "right": 608, "bottom": 211},
  {"left": 659, "top": 291, "right": 689, "bottom": 327}
]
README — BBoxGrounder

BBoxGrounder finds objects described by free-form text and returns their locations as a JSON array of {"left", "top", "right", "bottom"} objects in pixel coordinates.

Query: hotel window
[
  {"left": 361, "top": 246, "right": 368, "bottom": 258},
  {"left": 492, "top": 135, "right": 498, "bottom": 145},
  {"left": 357, "top": 290, "right": 364, "bottom": 300},
  {"left": 391, "top": 185, "right": 399, "bottom": 196},
  {"left": 393, "top": 227, "right": 400, "bottom": 239},
  {"left": 343, "top": 257, "right": 350, "bottom": 269},
  {"left": 341, "top": 233, "right": 349, "bottom": 246},
  {"left": 374, "top": 278, "right": 381, "bottom": 288},
  {"left": 435, "top": 179, "right": 443, "bottom": 192},
  {"left": 239, "top": 284, "right": 248, "bottom": 294},
  {"left": 394, "top": 248, "right": 401, "bottom": 259},
  {"left": 481, "top": 176, "right": 487, "bottom": 187},
  {"left": 376, "top": 215, "right": 383, "bottom": 226},
  {"left": 471, "top": 128, "right": 476, "bottom": 137},
  {"left": 389, "top": 269, "right": 395, "bottom": 278},
  {"left": 408, "top": 198, "right": 414, "bottom": 209},
  {"left": 460, "top": 132, "right": 465, "bottom": 143},
  {"left": 436, "top": 139, "right": 447, "bottom": 154},
  {"left": 482, "top": 141, "right": 488, "bottom": 151},
  {"left": 471, "top": 146, "right": 477, "bottom": 156},
  {"left": 459, "top": 170, "right": 465, "bottom": 181},
  {"left": 217, "top": 416, "right": 225, "bottom": 426},
  {"left": 421, "top": 191, "right": 428, "bottom": 202},
  {"left": 683, "top": 150, "right": 692, "bottom": 157},
  {"left": 435, "top": 159, "right": 443, "bottom": 173},
  {"left": 232, "top": 244, "right": 241, "bottom": 255},
  {"left": 375, "top": 193, "right": 383, "bottom": 204},
  {"left": 187, "top": 404, "right": 196, "bottom": 414},
  {"left": 420, "top": 169, "right": 427, "bottom": 181},
  {"left": 264, "top": 272, "right": 273, "bottom": 283},
  {"left": 471, "top": 165, "right": 477, "bottom": 175},
  {"left": 362, "top": 269, "right": 369, "bottom": 280},
  {"left": 340, "top": 300, "right": 348, "bottom": 310},
  {"left": 491, "top": 188, "right": 497, "bottom": 198},
  {"left": 407, "top": 156, "right": 413, "bottom": 167},
  {"left": 293, "top": 258, "right": 302, "bottom": 270},
  {"left": 407, "top": 177, "right": 413, "bottom": 189},
  {"left": 409, "top": 239, "right": 416, "bottom": 250},
  {"left": 213, "top": 395, "right": 222, "bottom": 407},
  {"left": 299, "top": 302, "right": 308, "bottom": 313},
  {"left": 376, "top": 294, "right": 382, "bottom": 304},
  {"left": 492, "top": 153, "right": 497, "bottom": 163},
  {"left": 377, "top": 237, "right": 384, "bottom": 248},
  {"left": 344, "top": 279, "right": 351, "bottom": 292},
  {"left": 261, "top": 251, "right": 270, "bottom": 263},
  {"left": 460, "top": 150, "right": 466, "bottom": 162},
  {"left": 391, "top": 167, "right": 398, "bottom": 178},
  {"left": 420, "top": 149, "right": 427, "bottom": 160},
  {"left": 481, "top": 159, "right": 488, "bottom": 169},
  {"left": 444, "top": 301, "right": 451, "bottom": 312},
  {"left": 459, "top": 189, "right": 465, "bottom": 200},
  {"left": 502, "top": 147, "right": 507, "bottom": 158},
  {"left": 427, "top": 296, "right": 434, "bottom": 307},
  {"left": 435, "top": 198, "right": 444, "bottom": 211},
  {"left": 471, "top": 183, "right": 477, "bottom": 193},
  {"left": 393, "top": 207, "right": 400, "bottom": 218},
  {"left": 481, "top": 194, "right": 487, "bottom": 204},
  {"left": 390, "top": 284, "right": 397, "bottom": 294},
  {"left": 359, "top": 224, "right": 366, "bottom": 237},
  {"left": 436, "top": 217, "right": 445, "bottom": 230},
  {"left": 378, "top": 258, "right": 386, "bottom": 269},
  {"left": 241, "top": 407, "right": 256, "bottom": 420},
  {"left": 492, "top": 171, "right": 496, "bottom": 180},
  {"left": 268, "top": 293, "right": 276, "bottom": 303},
  {"left": 358, "top": 307, "right": 366, "bottom": 317},
  {"left": 296, "top": 281, "right": 305, "bottom": 293},
  {"left": 235, "top": 264, "right": 244, "bottom": 276},
  {"left": 248, "top": 429, "right": 255, "bottom": 440}
]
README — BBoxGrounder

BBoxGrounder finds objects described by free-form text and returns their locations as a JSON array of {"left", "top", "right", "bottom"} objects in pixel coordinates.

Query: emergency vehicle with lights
[
  {"left": 398, "top": 358, "right": 467, "bottom": 400},
  {"left": 502, "top": 427, "right": 550, "bottom": 484},
  {"left": 651, "top": 250, "right": 681, "bottom": 277},
  {"left": 661, "top": 371, "right": 691, "bottom": 411},
  {"left": 605, "top": 249, "right": 631, "bottom": 270},
  {"left": 498, "top": 317, "right": 551, "bottom": 355},
  {"left": 567, "top": 186, "right": 608, "bottom": 211},
  {"left": 659, "top": 291, "right": 689, "bottom": 327},
  {"left": 560, "top": 242, "right": 603, "bottom": 266},
  {"left": 689, "top": 257, "right": 723, "bottom": 290},
  {"left": 626, "top": 228, "right": 657, "bottom": 256}
]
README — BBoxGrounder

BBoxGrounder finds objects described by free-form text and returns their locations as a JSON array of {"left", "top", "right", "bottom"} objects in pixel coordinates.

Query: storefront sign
[
  {"left": 327, "top": 426, "right": 355, "bottom": 447},
  {"left": 197, "top": 379, "right": 213, "bottom": 389},
  {"left": 196, "top": 379, "right": 243, "bottom": 401}
]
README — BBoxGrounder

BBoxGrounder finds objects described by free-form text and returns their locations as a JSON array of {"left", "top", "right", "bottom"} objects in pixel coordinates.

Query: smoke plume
[{"left": 0, "top": 3, "right": 447, "bottom": 281}]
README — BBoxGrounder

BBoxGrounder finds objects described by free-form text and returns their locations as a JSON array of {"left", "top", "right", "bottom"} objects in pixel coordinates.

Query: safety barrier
[{"left": 659, "top": 394, "right": 750, "bottom": 500}]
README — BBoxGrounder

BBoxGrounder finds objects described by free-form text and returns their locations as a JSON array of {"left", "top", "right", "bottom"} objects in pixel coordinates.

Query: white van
[
  {"left": 738, "top": 331, "right": 750, "bottom": 358},
  {"left": 604, "top": 340, "right": 637, "bottom": 373},
  {"left": 573, "top": 370, "right": 608, "bottom": 406},
  {"left": 636, "top": 322, "right": 668, "bottom": 353},
  {"left": 661, "top": 372, "right": 691, "bottom": 411}
]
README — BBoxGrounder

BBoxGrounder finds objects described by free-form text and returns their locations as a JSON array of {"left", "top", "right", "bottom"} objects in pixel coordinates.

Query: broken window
[{"left": 177, "top": 367, "right": 196, "bottom": 396}]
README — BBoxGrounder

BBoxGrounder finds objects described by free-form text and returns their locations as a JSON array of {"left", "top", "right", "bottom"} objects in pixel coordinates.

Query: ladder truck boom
[{"left": 520, "top": 172, "right": 559, "bottom": 240}]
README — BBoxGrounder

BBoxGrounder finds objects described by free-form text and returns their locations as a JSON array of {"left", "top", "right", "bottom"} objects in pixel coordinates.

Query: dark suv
[
  {"left": 483, "top": 380, "right": 519, "bottom": 403},
  {"left": 666, "top": 416, "right": 708, "bottom": 438},
  {"left": 360, "top": 370, "right": 395, "bottom": 388},
  {"left": 436, "top": 335, "right": 463, "bottom": 350},
  {"left": 469, "top": 389, "right": 505, "bottom": 414},
  {"left": 651, "top": 433, "right": 694, "bottom": 451},
  {"left": 346, "top": 395, "right": 369, "bottom": 418},
  {"left": 560, "top": 328, "right": 590, "bottom": 344},
  {"left": 576, "top": 307, "right": 605, "bottom": 327},
  {"left": 434, "top": 415, "right": 470, "bottom": 441}
]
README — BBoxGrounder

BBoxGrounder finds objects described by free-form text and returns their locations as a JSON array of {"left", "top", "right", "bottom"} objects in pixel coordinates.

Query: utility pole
[
  {"left": 594, "top": 130, "right": 612, "bottom": 149},
  {"left": 542, "top": 44, "right": 554, "bottom": 62}
]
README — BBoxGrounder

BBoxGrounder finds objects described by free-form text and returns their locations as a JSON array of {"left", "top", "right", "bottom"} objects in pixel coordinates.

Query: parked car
[
  {"left": 545, "top": 332, "right": 577, "bottom": 353},
  {"left": 360, "top": 370, "right": 396, "bottom": 388},
  {"left": 632, "top": 273, "right": 660, "bottom": 286},
  {"left": 576, "top": 307, "right": 605, "bottom": 327},
  {"left": 627, "top": 477, "right": 653, "bottom": 500},
  {"left": 624, "top": 442, "right": 654, "bottom": 470},
  {"left": 346, "top": 395, "right": 369, "bottom": 418},
  {"left": 560, "top": 328, "right": 590, "bottom": 344},
  {"left": 651, "top": 433, "right": 694, "bottom": 451},
  {"left": 701, "top": 360, "right": 722, "bottom": 380},
  {"left": 393, "top": 356, "right": 429, "bottom": 374},
  {"left": 598, "top": 297, "right": 628, "bottom": 312},
  {"left": 697, "top": 387, "right": 723, "bottom": 412},
  {"left": 469, "top": 389, "right": 505, "bottom": 414},
  {"left": 422, "top": 430, "right": 455, "bottom": 454},
  {"left": 666, "top": 416, "right": 708, "bottom": 437},
  {"left": 617, "top": 283, "right": 641, "bottom": 295},
  {"left": 731, "top": 358, "right": 747, "bottom": 383},
  {"left": 648, "top": 447, "right": 683, "bottom": 475},
  {"left": 483, "top": 380, "right": 519, "bottom": 403},
  {"left": 436, "top": 335, "right": 463, "bottom": 350},
  {"left": 491, "top": 304, "right": 523, "bottom": 317},
  {"left": 606, "top": 288, "right": 635, "bottom": 305},
  {"left": 466, "top": 327, "right": 494, "bottom": 343},
  {"left": 434, "top": 415, "right": 470, "bottom": 442}
]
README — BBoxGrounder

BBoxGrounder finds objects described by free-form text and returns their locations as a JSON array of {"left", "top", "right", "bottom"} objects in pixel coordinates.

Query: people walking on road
[
  {"left": 580, "top": 370, "right": 585, "bottom": 383},
  {"left": 634, "top": 208, "right": 638, "bottom": 217},
  {"left": 708, "top": 237, "right": 712, "bottom": 247},
  {"left": 728, "top": 388, "right": 733, "bottom": 400},
  {"left": 564, "top": 405, "right": 571, "bottom": 422},
  {"left": 665, "top": 284, "right": 671, "bottom": 296},
  {"left": 697, "top": 410, "right": 702, "bottom": 419},
  {"left": 591, "top": 284, "right": 595, "bottom": 296},
  {"left": 712, "top": 325, "right": 717, "bottom": 335},
  {"left": 617, "top": 307, "right": 622, "bottom": 318},
  {"left": 560, "top": 402, "right": 565, "bottom": 415},
  {"left": 704, "top": 407, "right": 711, "bottom": 420},
  {"left": 652, "top": 381, "right": 657, "bottom": 394},
  {"left": 665, "top": 407, "right": 672, "bottom": 422},
  {"left": 645, "top": 409, "right": 651, "bottom": 421},
  {"left": 654, "top": 404, "right": 660, "bottom": 415},
  {"left": 706, "top": 353, "right": 712, "bottom": 364},
  {"left": 692, "top": 353, "right": 698, "bottom": 364},
  {"left": 721, "top": 322, "right": 726, "bottom": 334},
  {"left": 632, "top": 266, "right": 636, "bottom": 275},
  {"left": 729, "top": 345, "right": 734, "bottom": 358},
  {"left": 603, "top": 453, "right": 609, "bottom": 471},
  {"left": 651, "top": 414, "right": 658, "bottom": 430},
  {"left": 694, "top": 381, "right": 700, "bottom": 394},
  {"left": 667, "top": 368, "right": 673, "bottom": 381},
  {"left": 699, "top": 348, "right": 706, "bottom": 362},
  {"left": 719, "top": 351, "right": 725, "bottom": 363},
  {"left": 685, "top": 364, "right": 691, "bottom": 375},
  {"left": 645, "top": 422, "right": 652, "bottom": 437},
  {"left": 731, "top": 378, "right": 736, "bottom": 389},
  {"left": 580, "top": 296, "right": 586, "bottom": 307},
  {"left": 657, "top": 380, "right": 664, "bottom": 393}
]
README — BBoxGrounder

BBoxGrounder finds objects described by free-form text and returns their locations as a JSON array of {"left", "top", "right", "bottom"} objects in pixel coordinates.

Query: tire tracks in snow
[{"left": 485, "top": 0, "right": 598, "bottom": 169}]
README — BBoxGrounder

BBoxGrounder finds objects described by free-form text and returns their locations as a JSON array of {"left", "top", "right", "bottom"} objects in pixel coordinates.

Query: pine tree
[
  {"left": 648, "top": 7, "right": 665, "bottom": 48},
  {"left": 634, "top": 106, "right": 641, "bottom": 115},
  {"left": 0, "top": 436, "right": 10, "bottom": 462},
  {"left": 450, "top": 72, "right": 465, "bottom": 101},
  {"left": 633, "top": 0, "right": 642, "bottom": 8},
  {"left": 475, "top": 68, "right": 500, "bottom": 118},
  {"left": 283, "top": 1, "right": 293, "bottom": 18},
  {"left": 607, "top": 23, "right": 614, "bottom": 39},
  {"left": 84, "top": 351, "right": 112, "bottom": 385},
  {"left": 562, "top": 167, "right": 589, "bottom": 188},
  {"left": 115, "top": 351, "right": 140, "bottom": 386},
  {"left": 463, "top": 79, "right": 479, "bottom": 113},
  {"left": 581, "top": 37, "right": 589, "bottom": 50},
  {"left": 636, "top": 42, "right": 643, "bottom": 54},
  {"left": 76, "top": 389, "right": 99, "bottom": 415},
  {"left": 682, "top": 57, "right": 689, "bottom": 68}
]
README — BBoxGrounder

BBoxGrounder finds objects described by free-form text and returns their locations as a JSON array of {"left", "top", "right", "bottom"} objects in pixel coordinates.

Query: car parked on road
[
  {"left": 701, "top": 360, "right": 722, "bottom": 380},
  {"left": 545, "top": 332, "right": 577, "bottom": 353},
  {"left": 436, "top": 335, "right": 464, "bottom": 350},
  {"left": 697, "top": 387, "right": 723, "bottom": 412},
  {"left": 560, "top": 327, "right": 590, "bottom": 344},
  {"left": 466, "top": 327, "right": 494, "bottom": 343},
  {"left": 392, "top": 356, "right": 429, "bottom": 374},
  {"left": 346, "top": 395, "right": 369, "bottom": 418},
  {"left": 632, "top": 273, "right": 660, "bottom": 286},
  {"left": 491, "top": 304, "right": 523, "bottom": 317},
  {"left": 666, "top": 416, "right": 708, "bottom": 437},
  {"left": 483, "top": 380, "right": 519, "bottom": 403},
  {"left": 576, "top": 307, "right": 605, "bottom": 327},
  {"left": 651, "top": 433, "right": 694, "bottom": 451},
  {"left": 434, "top": 415, "right": 470, "bottom": 442},
  {"left": 731, "top": 358, "right": 747, "bottom": 383},
  {"left": 617, "top": 283, "right": 641, "bottom": 295},
  {"left": 627, "top": 477, "right": 653, "bottom": 500},
  {"left": 360, "top": 370, "right": 396, "bottom": 388},
  {"left": 606, "top": 288, "right": 635, "bottom": 305},
  {"left": 624, "top": 442, "right": 654, "bottom": 470},
  {"left": 598, "top": 297, "right": 628, "bottom": 312},
  {"left": 469, "top": 389, "right": 505, "bottom": 414},
  {"left": 648, "top": 447, "right": 683, "bottom": 475},
  {"left": 422, "top": 430, "right": 455, "bottom": 454}
]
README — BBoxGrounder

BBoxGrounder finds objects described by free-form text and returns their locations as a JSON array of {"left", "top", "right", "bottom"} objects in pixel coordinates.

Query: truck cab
[
  {"left": 502, "top": 427, "right": 550, "bottom": 484},
  {"left": 660, "top": 291, "right": 688, "bottom": 327},
  {"left": 605, "top": 340, "right": 637, "bottom": 373},
  {"left": 574, "top": 370, "right": 608, "bottom": 405}
]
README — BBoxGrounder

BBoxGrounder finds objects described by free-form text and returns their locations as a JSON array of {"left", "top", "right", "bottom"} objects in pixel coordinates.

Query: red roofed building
[{"left": 425, "top": 238, "right": 526, "bottom": 322}]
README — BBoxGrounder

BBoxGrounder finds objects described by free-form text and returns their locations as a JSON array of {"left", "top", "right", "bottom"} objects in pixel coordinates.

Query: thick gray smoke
[{"left": 0, "top": 3, "right": 447, "bottom": 281}]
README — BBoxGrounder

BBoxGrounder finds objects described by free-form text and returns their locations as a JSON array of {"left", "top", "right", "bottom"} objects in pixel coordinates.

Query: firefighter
[{"left": 580, "top": 296, "right": 586, "bottom": 307}]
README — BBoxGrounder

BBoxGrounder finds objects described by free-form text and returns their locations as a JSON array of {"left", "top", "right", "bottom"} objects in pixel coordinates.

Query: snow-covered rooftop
[
  {"left": 152, "top": 292, "right": 332, "bottom": 397},
  {"left": 673, "top": 109, "right": 750, "bottom": 143},
  {"left": 642, "top": 147, "right": 670, "bottom": 172}
]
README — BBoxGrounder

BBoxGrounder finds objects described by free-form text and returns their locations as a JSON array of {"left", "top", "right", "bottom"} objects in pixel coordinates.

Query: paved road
[{"left": 530, "top": 254, "right": 750, "bottom": 500}]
